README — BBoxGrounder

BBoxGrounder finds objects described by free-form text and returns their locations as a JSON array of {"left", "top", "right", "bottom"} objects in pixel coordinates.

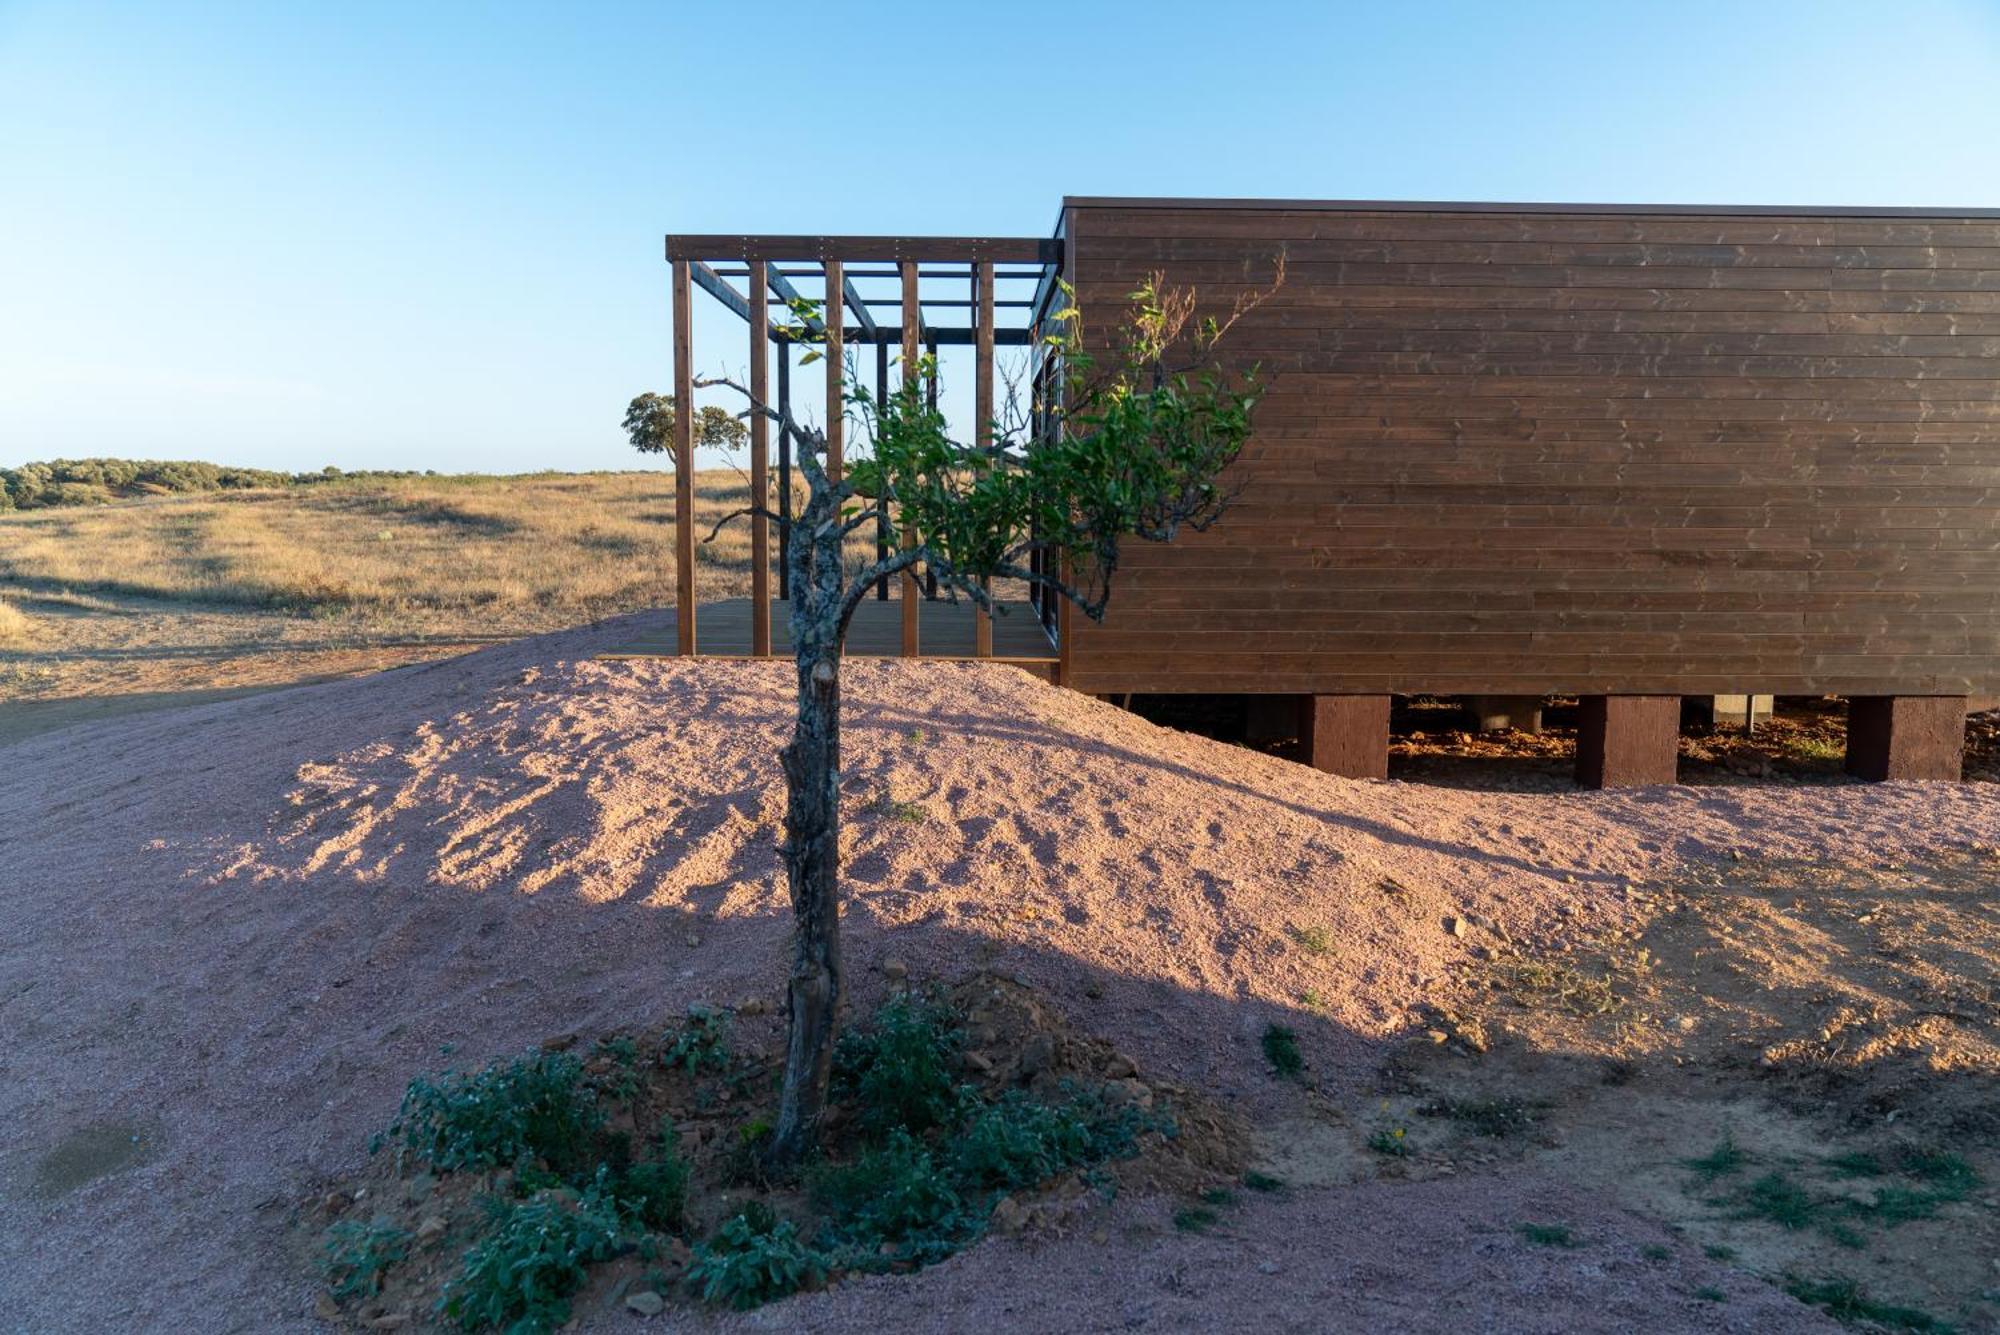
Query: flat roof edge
[{"left": 1062, "top": 195, "right": 2000, "bottom": 220}]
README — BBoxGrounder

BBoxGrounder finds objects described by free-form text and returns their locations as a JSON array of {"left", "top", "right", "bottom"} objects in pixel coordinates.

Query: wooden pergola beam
[
  {"left": 667, "top": 235, "right": 1060, "bottom": 264},
  {"left": 840, "top": 276, "right": 878, "bottom": 340},
  {"left": 671, "top": 259, "right": 696, "bottom": 654}
]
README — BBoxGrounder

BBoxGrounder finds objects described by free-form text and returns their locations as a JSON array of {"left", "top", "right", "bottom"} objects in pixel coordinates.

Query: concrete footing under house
[{"left": 1280, "top": 693, "right": 1968, "bottom": 789}]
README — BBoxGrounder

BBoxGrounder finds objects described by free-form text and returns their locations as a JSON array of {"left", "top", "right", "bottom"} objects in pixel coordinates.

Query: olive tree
[
  {"left": 697, "top": 269, "right": 1278, "bottom": 1165},
  {"left": 624, "top": 391, "right": 747, "bottom": 455}
]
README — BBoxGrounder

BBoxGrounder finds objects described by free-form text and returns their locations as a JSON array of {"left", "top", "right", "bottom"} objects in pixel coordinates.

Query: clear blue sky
[{"left": 4, "top": 0, "right": 1999, "bottom": 475}]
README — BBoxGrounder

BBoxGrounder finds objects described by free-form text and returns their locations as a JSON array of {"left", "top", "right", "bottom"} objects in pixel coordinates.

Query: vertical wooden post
[
  {"left": 823, "top": 258, "right": 843, "bottom": 484},
  {"left": 874, "top": 342, "right": 890, "bottom": 600},
  {"left": 671, "top": 258, "right": 696, "bottom": 655},
  {"left": 748, "top": 260, "right": 771, "bottom": 656},
  {"left": 899, "top": 257, "right": 920, "bottom": 657},
  {"left": 973, "top": 259, "right": 994, "bottom": 657},
  {"left": 1301, "top": 695, "right": 1392, "bottom": 780},
  {"left": 776, "top": 341, "right": 792, "bottom": 601}
]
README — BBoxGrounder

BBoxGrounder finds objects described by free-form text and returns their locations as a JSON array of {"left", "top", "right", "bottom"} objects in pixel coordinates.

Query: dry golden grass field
[{"left": 0, "top": 470, "right": 780, "bottom": 743}]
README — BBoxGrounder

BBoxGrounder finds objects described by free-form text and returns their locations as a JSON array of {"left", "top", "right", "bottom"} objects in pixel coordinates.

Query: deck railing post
[
  {"left": 899, "top": 257, "right": 920, "bottom": 656},
  {"left": 749, "top": 259, "right": 771, "bottom": 656},
  {"left": 671, "top": 258, "right": 696, "bottom": 654},
  {"left": 974, "top": 259, "right": 994, "bottom": 657}
]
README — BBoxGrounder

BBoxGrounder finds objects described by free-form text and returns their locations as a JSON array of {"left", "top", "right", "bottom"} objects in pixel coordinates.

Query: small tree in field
[
  {"left": 697, "top": 269, "right": 1278, "bottom": 1166},
  {"left": 624, "top": 392, "right": 747, "bottom": 456}
]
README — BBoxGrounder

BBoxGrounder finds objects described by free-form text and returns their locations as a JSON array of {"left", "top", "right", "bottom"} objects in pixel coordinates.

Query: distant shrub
[
  {"left": 1261, "top": 1023, "right": 1304, "bottom": 1079},
  {"left": 0, "top": 458, "right": 412, "bottom": 510}
]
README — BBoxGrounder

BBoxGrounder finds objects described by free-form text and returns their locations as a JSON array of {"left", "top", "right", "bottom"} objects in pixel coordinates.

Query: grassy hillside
[{"left": 0, "top": 468, "right": 770, "bottom": 627}]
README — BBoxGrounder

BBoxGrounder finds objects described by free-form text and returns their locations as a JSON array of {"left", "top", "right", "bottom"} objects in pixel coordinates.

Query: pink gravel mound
[{"left": 4, "top": 610, "right": 1986, "bottom": 1331}]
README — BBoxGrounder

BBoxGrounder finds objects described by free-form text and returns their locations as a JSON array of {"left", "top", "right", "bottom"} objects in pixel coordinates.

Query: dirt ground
[{"left": 3, "top": 616, "right": 1996, "bottom": 1331}]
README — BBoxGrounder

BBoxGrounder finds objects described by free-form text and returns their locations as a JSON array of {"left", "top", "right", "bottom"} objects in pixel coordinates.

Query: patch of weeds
[
  {"left": 1786, "top": 736, "right": 1846, "bottom": 764},
  {"left": 809, "top": 1129, "right": 974, "bottom": 1264},
  {"left": 870, "top": 791, "right": 928, "bottom": 824},
  {"left": 1703, "top": 1243, "right": 1737, "bottom": 1261},
  {"left": 321, "top": 1219, "right": 410, "bottom": 1300},
  {"left": 905, "top": 727, "right": 927, "bottom": 744},
  {"left": 1641, "top": 1243, "right": 1673, "bottom": 1261},
  {"left": 1783, "top": 1276, "right": 1954, "bottom": 1333},
  {"left": 1824, "top": 1149, "right": 1883, "bottom": 1178},
  {"left": 661, "top": 1005, "right": 730, "bottom": 1075},
  {"left": 1850, "top": 1185, "right": 1946, "bottom": 1227},
  {"left": 1173, "top": 1205, "right": 1220, "bottom": 1233},
  {"left": 1518, "top": 1222, "right": 1575, "bottom": 1247},
  {"left": 440, "top": 1191, "right": 624, "bottom": 1332},
  {"left": 1286, "top": 925, "right": 1334, "bottom": 956},
  {"left": 595, "top": 1124, "right": 689, "bottom": 1233},
  {"left": 1200, "top": 1186, "right": 1237, "bottom": 1208},
  {"left": 1684, "top": 1136, "right": 1748, "bottom": 1184},
  {"left": 1494, "top": 959, "right": 1620, "bottom": 1016},
  {"left": 834, "top": 996, "right": 964, "bottom": 1137},
  {"left": 1298, "top": 989, "right": 1326, "bottom": 1010},
  {"left": 1415, "top": 1095, "right": 1537, "bottom": 1138},
  {"left": 388, "top": 1050, "right": 602, "bottom": 1176},
  {"left": 685, "top": 1207, "right": 827, "bottom": 1311},
  {"left": 1260, "top": 1023, "right": 1303, "bottom": 1080},
  {"left": 1898, "top": 1146, "right": 1978, "bottom": 1198},
  {"left": 1367, "top": 1127, "right": 1410, "bottom": 1158},
  {"left": 591, "top": 1035, "right": 642, "bottom": 1100},
  {"left": 1693, "top": 1285, "right": 1728, "bottom": 1303},
  {"left": 1241, "top": 1170, "right": 1285, "bottom": 1193},
  {"left": 1733, "top": 1171, "right": 1820, "bottom": 1231},
  {"left": 950, "top": 1093, "right": 1095, "bottom": 1192}
]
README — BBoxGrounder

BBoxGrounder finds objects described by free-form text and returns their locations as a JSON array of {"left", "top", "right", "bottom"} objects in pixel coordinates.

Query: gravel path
[{"left": 6, "top": 609, "right": 1984, "bottom": 1331}]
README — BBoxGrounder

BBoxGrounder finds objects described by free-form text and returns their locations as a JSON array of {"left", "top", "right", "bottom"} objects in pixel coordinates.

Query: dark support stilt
[
  {"left": 1575, "top": 695, "right": 1680, "bottom": 789},
  {"left": 1300, "top": 695, "right": 1390, "bottom": 780},
  {"left": 1844, "top": 696, "right": 1967, "bottom": 782}
]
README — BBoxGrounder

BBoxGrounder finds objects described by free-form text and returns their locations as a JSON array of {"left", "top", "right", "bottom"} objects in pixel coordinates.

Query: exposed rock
[
  {"left": 1104, "top": 1051, "right": 1139, "bottom": 1080},
  {"left": 625, "top": 1290, "right": 665, "bottom": 1317},
  {"left": 1444, "top": 916, "right": 1469, "bottom": 939},
  {"left": 1103, "top": 1077, "right": 1154, "bottom": 1111},
  {"left": 881, "top": 959, "right": 908, "bottom": 981},
  {"left": 414, "top": 1215, "right": 447, "bottom": 1245},
  {"left": 989, "top": 1195, "right": 1029, "bottom": 1234},
  {"left": 1019, "top": 1034, "right": 1055, "bottom": 1078},
  {"left": 734, "top": 996, "right": 770, "bottom": 1017}
]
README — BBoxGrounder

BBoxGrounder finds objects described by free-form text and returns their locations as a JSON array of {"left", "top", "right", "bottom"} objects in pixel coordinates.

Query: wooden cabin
[{"left": 639, "top": 198, "right": 2000, "bottom": 787}]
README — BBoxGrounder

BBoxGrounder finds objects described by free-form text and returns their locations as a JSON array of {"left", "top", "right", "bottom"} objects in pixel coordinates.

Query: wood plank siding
[{"left": 1060, "top": 199, "right": 2000, "bottom": 698}]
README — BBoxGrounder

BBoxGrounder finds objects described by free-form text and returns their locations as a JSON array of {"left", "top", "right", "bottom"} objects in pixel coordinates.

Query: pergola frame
[{"left": 664, "top": 234, "right": 1063, "bottom": 658}]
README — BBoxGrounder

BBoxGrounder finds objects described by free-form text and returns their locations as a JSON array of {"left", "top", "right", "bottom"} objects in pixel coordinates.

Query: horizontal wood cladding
[{"left": 1063, "top": 203, "right": 2000, "bottom": 697}]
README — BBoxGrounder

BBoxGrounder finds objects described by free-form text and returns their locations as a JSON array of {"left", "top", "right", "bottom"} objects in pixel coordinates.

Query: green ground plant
[
  {"left": 386, "top": 1050, "right": 602, "bottom": 1176},
  {"left": 320, "top": 1219, "right": 411, "bottom": 1300},
  {"left": 440, "top": 1192, "right": 623, "bottom": 1332},
  {"left": 1260, "top": 1023, "right": 1303, "bottom": 1079},
  {"left": 1784, "top": 1275, "right": 1954, "bottom": 1333}
]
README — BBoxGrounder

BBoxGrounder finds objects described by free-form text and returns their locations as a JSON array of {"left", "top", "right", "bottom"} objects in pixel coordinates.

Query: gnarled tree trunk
[{"left": 767, "top": 473, "right": 847, "bottom": 1168}]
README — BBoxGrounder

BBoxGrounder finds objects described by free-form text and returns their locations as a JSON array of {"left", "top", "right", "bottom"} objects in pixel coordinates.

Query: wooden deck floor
[{"left": 603, "top": 598, "right": 1058, "bottom": 676}]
